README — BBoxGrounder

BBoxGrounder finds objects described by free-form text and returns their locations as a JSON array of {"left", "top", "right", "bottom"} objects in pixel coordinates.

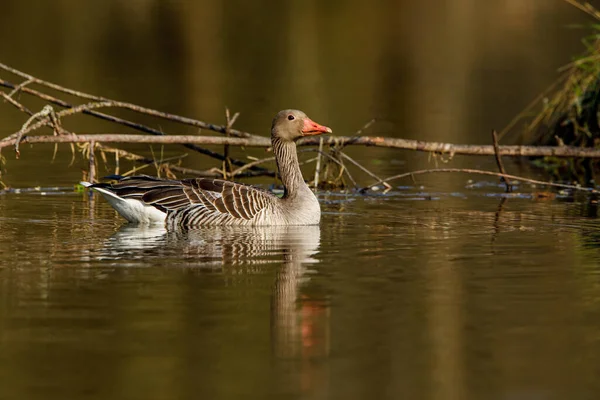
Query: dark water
[
  {"left": 3, "top": 1, "right": 600, "bottom": 399},
  {"left": 3, "top": 185, "right": 600, "bottom": 400}
]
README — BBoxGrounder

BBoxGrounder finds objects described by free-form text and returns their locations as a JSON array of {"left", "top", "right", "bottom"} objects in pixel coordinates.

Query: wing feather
[
  {"left": 220, "top": 184, "right": 242, "bottom": 219},
  {"left": 92, "top": 175, "right": 276, "bottom": 226},
  {"left": 233, "top": 185, "right": 251, "bottom": 220}
]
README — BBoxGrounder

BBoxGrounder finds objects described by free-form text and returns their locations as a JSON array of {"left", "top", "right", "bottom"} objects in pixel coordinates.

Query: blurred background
[{"left": 0, "top": 0, "right": 592, "bottom": 186}]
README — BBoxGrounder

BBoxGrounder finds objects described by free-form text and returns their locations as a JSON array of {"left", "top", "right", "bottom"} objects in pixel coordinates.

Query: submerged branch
[
  {"left": 492, "top": 129, "right": 512, "bottom": 192},
  {"left": 363, "top": 168, "right": 597, "bottom": 194}
]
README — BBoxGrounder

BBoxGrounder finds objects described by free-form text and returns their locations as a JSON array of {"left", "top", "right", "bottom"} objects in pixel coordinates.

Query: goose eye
[{"left": 287, "top": 115, "right": 295, "bottom": 121}]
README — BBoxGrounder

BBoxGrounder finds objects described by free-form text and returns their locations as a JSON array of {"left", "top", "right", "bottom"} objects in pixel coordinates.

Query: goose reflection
[
  {"left": 99, "top": 224, "right": 320, "bottom": 266},
  {"left": 99, "top": 223, "right": 330, "bottom": 392}
]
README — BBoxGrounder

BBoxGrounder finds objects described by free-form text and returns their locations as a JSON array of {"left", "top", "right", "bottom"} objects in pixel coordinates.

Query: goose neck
[{"left": 272, "top": 137, "right": 308, "bottom": 199}]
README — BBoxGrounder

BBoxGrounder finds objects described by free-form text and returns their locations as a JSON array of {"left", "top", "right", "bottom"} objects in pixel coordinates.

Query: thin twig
[
  {"left": 7, "top": 77, "right": 34, "bottom": 99},
  {"left": 0, "top": 90, "right": 33, "bottom": 115},
  {"left": 322, "top": 150, "right": 357, "bottom": 188},
  {"left": 0, "top": 80, "right": 174, "bottom": 143},
  {"left": 0, "top": 84, "right": 270, "bottom": 172},
  {"left": 230, "top": 155, "right": 276, "bottom": 177},
  {"left": 96, "top": 144, "right": 274, "bottom": 178},
  {"left": 88, "top": 141, "right": 96, "bottom": 183},
  {"left": 0, "top": 62, "right": 107, "bottom": 101},
  {"left": 339, "top": 151, "right": 391, "bottom": 189},
  {"left": 339, "top": 119, "right": 376, "bottom": 150},
  {"left": 313, "top": 137, "right": 324, "bottom": 188},
  {"left": 14, "top": 105, "right": 55, "bottom": 158},
  {"left": 229, "top": 147, "right": 334, "bottom": 178},
  {"left": 492, "top": 129, "right": 512, "bottom": 193},
  {"left": 222, "top": 108, "right": 239, "bottom": 178},
  {"left": 115, "top": 148, "right": 120, "bottom": 175},
  {"left": 363, "top": 168, "right": 596, "bottom": 194},
  {"left": 0, "top": 77, "right": 260, "bottom": 139}
]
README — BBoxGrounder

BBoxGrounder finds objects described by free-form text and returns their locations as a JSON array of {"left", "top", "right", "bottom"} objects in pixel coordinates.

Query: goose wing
[{"left": 104, "top": 175, "right": 277, "bottom": 225}]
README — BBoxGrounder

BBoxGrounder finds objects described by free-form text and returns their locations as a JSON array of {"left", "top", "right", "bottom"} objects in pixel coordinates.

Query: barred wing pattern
[{"left": 102, "top": 176, "right": 278, "bottom": 227}]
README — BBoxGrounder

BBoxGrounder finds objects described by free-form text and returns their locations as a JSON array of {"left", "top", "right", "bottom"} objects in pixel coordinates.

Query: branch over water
[{"left": 4, "top": 133, "right": 600, "bottom": 159}]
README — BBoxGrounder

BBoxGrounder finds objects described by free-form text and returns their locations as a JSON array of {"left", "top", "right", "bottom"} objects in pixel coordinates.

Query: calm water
[
  {"left": 2, "top": 184, "right": 600, "bottom": 399},
  {"left": 3, "top": 0, "right": 600, "bottom": 399}
]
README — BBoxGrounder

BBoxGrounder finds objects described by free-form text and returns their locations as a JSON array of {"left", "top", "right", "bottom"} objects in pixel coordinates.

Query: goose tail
[{"left": 80, "top": 181, "right": 166, "bottom": 224}]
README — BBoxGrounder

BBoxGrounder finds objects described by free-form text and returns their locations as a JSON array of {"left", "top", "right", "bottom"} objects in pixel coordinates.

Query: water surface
[{"left": 2, "top": 186, "right": 600, "bottom": 399}]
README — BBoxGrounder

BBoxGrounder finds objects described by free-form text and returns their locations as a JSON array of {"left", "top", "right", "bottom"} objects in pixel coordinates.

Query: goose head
[{"left": 271, "top": 109, "right": 332, "bottom": 142}]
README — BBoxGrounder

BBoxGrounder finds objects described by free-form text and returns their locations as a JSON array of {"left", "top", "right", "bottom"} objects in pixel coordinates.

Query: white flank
[{"left": 81, "top": 181, "right": 166, "bottom": 224}]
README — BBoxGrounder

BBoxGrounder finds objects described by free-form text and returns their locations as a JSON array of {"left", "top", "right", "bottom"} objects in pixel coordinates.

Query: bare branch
[
  {"left": 96, "top": 144, "right": 275, "bottom": 179},
  {"left": 88, "top": 141, "right": 96, "bottom": 183},
  {"left": 0, "top": 77, "right": 260, "bottom": 139},
  {"left": 7, "top": 77, "right": 35, "bottom": 99},
  {"left": 5, "top": 133, "right": 600, "bottom": 160},
  {"left": 339, "top": 151, "right": 391, "bottom": 189},
  {"left": 0, "top": 90, "right": 33, "bottom": 115},
  {"left": 492, "top": 129, "right": 512, "bottom": 192},
  {"left": 339, "top": 118, "right": 376, "bottom": 150},
  {"left": 363, "top": 168, "right": 597, "bottom": 194},
  {"left": 14, "top": 105, "right": 55, "bottom": 158},
  {"left": 0, "top": 84, "right": 269, "bottom": 171},
  {"left": 0, "top": 134, "right": 271, "bottom": 149},
  {"left": 230, "top": 155, "right": 276, "bottom": 177}
]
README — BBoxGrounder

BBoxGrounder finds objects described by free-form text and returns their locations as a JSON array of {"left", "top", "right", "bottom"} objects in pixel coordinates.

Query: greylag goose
[{"left": 81, "top": 110, "right": 332, "bottom": 227}]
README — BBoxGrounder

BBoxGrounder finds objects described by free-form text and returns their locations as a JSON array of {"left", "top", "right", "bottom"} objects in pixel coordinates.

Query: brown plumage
[{"left": 84, "top": 110, "right": 332, "bottom": 227}]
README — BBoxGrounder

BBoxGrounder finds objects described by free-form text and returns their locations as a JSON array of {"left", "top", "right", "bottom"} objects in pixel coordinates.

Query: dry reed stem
[
  {"left": 498, "top": 70, "right": 572, "bottom": 141},
  {"left": 500, "top": 0, "right": 600, "bottom": 144},
  {"left": 561, "top": 0, "right": 600, "bottom": 20}
]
